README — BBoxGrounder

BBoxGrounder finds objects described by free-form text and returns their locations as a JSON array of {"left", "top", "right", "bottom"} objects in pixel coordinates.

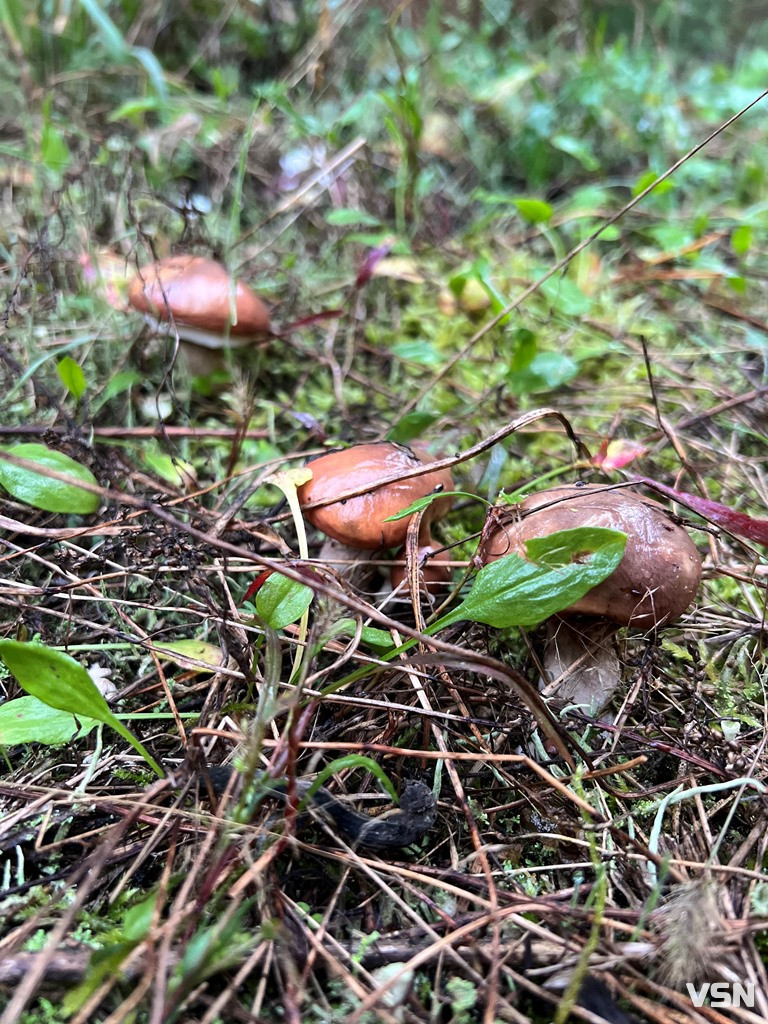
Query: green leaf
[
  {"left": 255, "top": 572, "right": 314, "bottom": 629},
  {"left": 324, "top": 208, "right": 381, "bottom": 227},
  {"left": 551, "top": 135, "right": 599, "bottom": 172},
  {"left": 508, "top": 351, "right": 579, "bottom": 395},
  {"left": 509, "top": 328, "right": 537, "bottom": 372},
  {"left": 539, "top": 276, "right": 591, "bottom": 316},
  {"left": 387, "top": 411, "right": 438, "bottom": 444},
  {"left": 0, "top": 695, "right": 98, "bottom": 746},
  {"left": 333, "top": 619, "right": 395, "bottom": 650},
  {"left": 57, "top": 356, "right": 87, "bottom": 400},
  {"left": 632, "top": 170, "right": 674, "bottom": 197},
  {"left": 0, "top": 641, "right": 163, "bottom": 776},
  {"left": 109, "top": 96, "right": 162, "bottom": 121},
  {"left": 311, "top": 755, "right": 398, "bottom": 803},
  {"left": 122, "top": 891, "right": 158, "bottom": 941},
  {"left": 154, "top": 639, "right": 226, "bottom": 672},
  {"left": 513, "top": 197, "right": 553, "bottom": 224},
  {"left": 360, "top": 626, "right": 395, "bottom": 648},
  {"left": 508, "top": 329, "right": 578, "bottom": 395},
  {"left": 391, "top": 340, "right": 441, "bottom": 366},
  {"left": 93, "top": 369, "right": 142, "bottom": 411},
  {"left": 0, "top": 443, "right": 100, "bottom": 514},
  {"left": 40, "top": 94, "right": 70, "bottom": 174},
  {"left": 41, "top": 122, "right": 70, "bottom": 173},
  {"left": 142, "top": 445, "right": 196, "bottom": 487},
  {"left": 437, "top": 527, "right": 627, "bottom": 630},
  {"left": 731, "top": 225, "right": 752, "bottom": 256},
  {"left": 727, "top": 275, "right": 746, "bottom": 293}
]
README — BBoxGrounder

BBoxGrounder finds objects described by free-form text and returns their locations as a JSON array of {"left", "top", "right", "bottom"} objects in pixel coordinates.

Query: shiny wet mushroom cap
[
  {"left": 478, "top": 484, "right": 702, "bottom": 627},
  {"left": 297, "top": 442, "right": 454, "bottom": 551},
  {"left": 128, "top": 255, "right": 270, "bottom": 338},
  {"left": 477, "top": 484, "right": 703, "bottom": 712}
]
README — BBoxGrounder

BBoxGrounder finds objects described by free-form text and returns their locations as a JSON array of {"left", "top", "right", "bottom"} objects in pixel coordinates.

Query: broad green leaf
[
  {"left": 0, "top": 695, "right": 98, "bottom": 746},
  {"left": 0, "top": 443, "right": 100, "bottom": 514},
  {"left": 539, "top": 276, "right": 591, "bottom": 316},
  {"left": 109, "top": 97, "right": 161, "bottom": 121},
  {"left": 513, "top": 197, "right": 553, "bottom": 224},
  {"left": 325, "top": 208, "right": 381, "bottom": 227},
  {"left": 509, "top": 328, "right": 537, "bottom": 372},
  {"left": 62, "top": 889, "right": 156, "bottom": 1013},
  {"left": 0, "top": 641, "right": 163, "bottom": 776},
  {"left": 632, "top": 171, "right": 674, "bottom": 197},
  {"left": 731, "top": 225, "right": 752, "bottom": 256},
  {"left": 95, "top": 369, "right": 142, "bottom": 408},
  {"left": 387, "top": 411, "right": 438, "bottom": 444},
  {"left": 57, "top": 356, "right": 87, "bottom": 400},
  {"left": 508, "top": 351, "right": 579, "bottom": 395},
  {"left": 41, "top": 123, "right": 70, "bottom": 173},
  {"left": 62, "top": 943, "right": 138, "bottom": 1016},
  {"left": 122, "top": 891, "right": 158, "bottom": 941},
  {"left": 391, "top": 340, "right": 441, "bottom": 366},
  {"left": 643, "top": 224, "right": 692, "bottom": 252},
  {"left": 255, "top": 572, "right": 314, "bottom": 629},
  {"left": 508, "top": 329, "right": 578, "bottom": 394},
  {"left": 154, "top": 640, "right": 226, "bottom": 672},
  {"left": 727, "top": 276, "right": 747, "bottom": 293},
  {"left": 142, "top": 446, "right": 196, "bottom": 487},
  {"left": 436, "top": 527, "right": 627, "bottom": 630},
  {"left": 551, "top": 135, "right": 599, "bottom": 172},
  {"left": 40, "top": 94, "right": 70, "bottom": 174}
]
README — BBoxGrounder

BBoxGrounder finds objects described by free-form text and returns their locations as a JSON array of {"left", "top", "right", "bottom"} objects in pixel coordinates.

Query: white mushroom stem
[
  {"left": 139, "top": 313, "right": 258, "bottom": 375},
  {"left": 537, "top": 615, "right": 621, "bottom": 714},
  {"left": 139, "top": 313, "right": 258, "bottom": 350},
  {"left": 316, "top": 538, "right": 379, "bottom": 593}
]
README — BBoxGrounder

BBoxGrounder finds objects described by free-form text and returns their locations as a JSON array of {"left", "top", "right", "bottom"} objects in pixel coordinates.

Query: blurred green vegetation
[
  {"left": 2, "top": 0, "right": 766, "bottom": 501},
  {"left": 2, "top": 6, "right": 767, "bottom": 1023}
]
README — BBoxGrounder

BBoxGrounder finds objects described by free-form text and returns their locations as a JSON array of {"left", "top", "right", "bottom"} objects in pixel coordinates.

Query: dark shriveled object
[{"left": 205, "top": 766, "right": 437, "bottom": 850}]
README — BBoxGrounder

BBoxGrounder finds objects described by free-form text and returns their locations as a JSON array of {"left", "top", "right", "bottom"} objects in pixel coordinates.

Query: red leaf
[
  {"left": 355, "top": 239, "right": 395, "bottom": 288},
  {"left": 243, "top": 569, "right": 274, "bottom": 603},
  {"left": 634, "top": 477, "right": 768, "bottom": 546},
  {"left": 591, "top": 438, "right": 648, "bottom": 471}
]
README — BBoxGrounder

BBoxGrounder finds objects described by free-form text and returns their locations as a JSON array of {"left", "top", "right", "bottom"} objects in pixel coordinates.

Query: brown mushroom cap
[
  {"left": 297, "top": 442, "right": 454, "bottom": 550},
  {"left": 478, "top": 484, "right": 702, "bottom": 627},
  {"left": 128, "top": 255, "right": 270, "bottom": 337}
]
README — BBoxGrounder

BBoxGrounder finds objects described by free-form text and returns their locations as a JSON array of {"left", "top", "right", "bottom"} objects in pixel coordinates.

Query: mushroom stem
[
  {"left": 317, "top": 538, "right": 379, "bottom": 593},
  {"left": 139, "top": 314, "right": 257, "bottom": 376},
  {"left": 139, "top": 314, "right": 257, "bottom": 351},
  {"left": 538, "top": 615, "right": 621, "bottom": 714}
]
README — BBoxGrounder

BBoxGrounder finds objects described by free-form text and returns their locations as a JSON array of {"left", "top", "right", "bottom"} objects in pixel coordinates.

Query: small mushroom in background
[
  {"left": 296, "top": 442, "right": 453, "bottom": 590},
  {"left": 128, "top": 255, "right": 271, "bottom": 375},
  {"left": 476, "top": 484, "right": 703, "bottom": 713}
]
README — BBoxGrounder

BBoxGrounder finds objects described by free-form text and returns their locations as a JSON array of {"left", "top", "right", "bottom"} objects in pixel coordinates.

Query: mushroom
[
  {"left": 128, "top": 255, "right": 271, "bottom": 375},
  {"left": 476, "top": 484, "right": 702, "bottom": 712},
  {"left": 390, "top": 544, "right": 454, "bottom": 603},
  {"left": 296, "top": 442, "right": 453, "bottom": 588}
]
